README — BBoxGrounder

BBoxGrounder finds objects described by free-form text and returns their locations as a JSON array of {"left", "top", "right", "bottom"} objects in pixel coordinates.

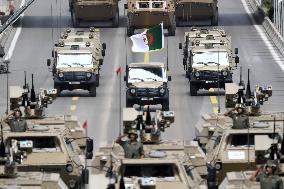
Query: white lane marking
[
  {"left": 4, "top": 0, "right": 26, "bottom": 61},
  {"left": 240, "top": 0, "right": 284, "bottom": 71}
]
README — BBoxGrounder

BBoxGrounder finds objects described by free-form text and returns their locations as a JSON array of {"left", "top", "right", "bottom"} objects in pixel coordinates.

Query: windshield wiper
[
  {"left": 72, "top": 63, "right": 84, "bottom": 67},
  {"left": 196, "top": 62, "right": 208, "bottom": 65},
  {"left": 61, "top": 63, "right": 71, "bottom": 67},
  {"left": 207, "top": 62, "right": 220, "bottom": 65},
  {"left": 145, "top": 78, "right": 159, "bottom": 81},
  {"left": 130, "top": 78, "right": 144, "bottom": 82}
]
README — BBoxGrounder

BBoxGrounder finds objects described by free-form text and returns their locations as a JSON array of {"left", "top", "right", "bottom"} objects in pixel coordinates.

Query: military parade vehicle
[
  {"left": 124, "top": 62, "right": 171, "bottom": 111},
  {"left": 123, "top": 107, "right": 174, "bottom": 143},
  {"left": 175, "top": 0, "right": 218, "bottom": 26},
  {"left": 69, "top": 0, "right": 120, "bottom": 27},
  {"left": 124, "top": 0, "right": 176, "bottom": 36},
  {"left": 193, "top": 69, "right": 284, "bottom": 183},
  {"left": 9, "top": 74, "right": 86, "bottom": 149},
  {"left": 90, "top": 139, "right": 209, "bottom": 188},
  {"left": 0, "top": 0, "right": 15, "bottom": 24},
  {"left": 179, "top": 27, "right": 239, "bottom": 96},
  {"left": 47, "top": 28, "right": 106, "bottom": 97}
]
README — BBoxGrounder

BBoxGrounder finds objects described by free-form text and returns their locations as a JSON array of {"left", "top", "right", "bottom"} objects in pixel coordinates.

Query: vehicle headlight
[
  {"left": 86, "top": 72, "right": 92, "bottom": 78},
  {"left": 194, "top": 72, "right": 200, "bottom": 77},
  {"left": 58, "top": 73, "right": 64, "bottom": 78},
  {"left": 159, "top": 88, "right": 165, "bottom": 94},
  {"left": 66, "top": 163, "right": 73, "bottom": 173},
  {"left": 222, "top": 71, "right": 228, "bottom": 76},
  {"left": 214, "top": 161, "right": 222, "bottom": 171},
  {"left": 130, "top": 88, "right": 136, "bottom": 94},
  {"left": 69, "top": 179, "right": 76, "bottom": 188}
]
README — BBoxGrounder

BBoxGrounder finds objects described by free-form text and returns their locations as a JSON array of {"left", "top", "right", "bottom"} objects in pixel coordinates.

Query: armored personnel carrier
[
  {"left": 194, "top": 71, "right": 284, "bottom": 183},
  {"left": 69, "top": 0, "right": 120, "bottom": 27},
  {"left": 47, "top": 28, "right": 106, "bottom": 97},
  {"left": 90, "top": 139, "right": 209, "bottom": 188},
  {"left": 123, "top": 107, "right": 174, "bottom": 143},
  {"left": 175, "top": 0, "right": 218, "bottom": 26},
  {"left": 179, "top": 27, "right": 239, "bottom": 96},
  {"left": 0, "top": 0, "right": 15, "bottom": 24},
  {"left": 124, "top": 62, "right": 171, "bottom": 111},
  {"left": 124, "top": 0, "right": 176, "bottom": 36}
]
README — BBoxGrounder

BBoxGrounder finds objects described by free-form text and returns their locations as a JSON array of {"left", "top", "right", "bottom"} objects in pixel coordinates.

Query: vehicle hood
[
  {"left": 129, "top": 81, "right": 164, "bottom": 88},
  {"left": 21, "top": 153, "right": 67, "bottom": 165},
  {"left": 57, "top": 67, "right": 94, "bottom": 72},
  {"left": 192, "top": 64, "right": 229, "bottom": 71}
]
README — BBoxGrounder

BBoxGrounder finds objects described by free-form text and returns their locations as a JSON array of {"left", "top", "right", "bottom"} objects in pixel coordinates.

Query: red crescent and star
[{"left": 143, "top": 33, "right": 154, "bottom": 46}]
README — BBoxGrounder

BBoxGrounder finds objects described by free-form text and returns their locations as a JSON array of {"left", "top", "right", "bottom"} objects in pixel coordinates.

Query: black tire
[
  {"left": 54, "top": 84, "right": 61, "bottom": 97},
  {"left": 168, "top": 25, "right": 176, "bottom": 36},
  {"left": 127, "top": 26, "right": 134, "bottom": 37},
  {"left": 211, "top": 7, "right": 218, "bottom": 26},
  {"left": 162, "top": 100, "right": 170, "bottom": 111},
  {"left": 89, "top": 85, "right": 96, "bottom": 97},
  {"left": 126, "top": 98, "right": 133, "bottom": 108},
  {"left": 96, "top": 74, "right": 100, "bottom": 87},
  {"left": 112, "top": 9, "right": 119, "bottom": 27},
  {"left": 190, "top": 82, "right": 198, "bottom": 96}
]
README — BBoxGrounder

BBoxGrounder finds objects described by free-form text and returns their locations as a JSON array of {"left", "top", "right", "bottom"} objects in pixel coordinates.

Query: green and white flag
[{"left": 130, "top": 23, "right": 164, "bottom": 52}]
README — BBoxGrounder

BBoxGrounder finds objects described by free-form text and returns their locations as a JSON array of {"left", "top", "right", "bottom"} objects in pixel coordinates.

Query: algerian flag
[{"left": 130, "top": 23, "right": 164, "bottom": 52}]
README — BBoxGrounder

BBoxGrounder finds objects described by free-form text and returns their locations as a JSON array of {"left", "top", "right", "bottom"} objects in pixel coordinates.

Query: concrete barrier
[{"left": 246, "top": 0, "right": 284, "bottom": 57}]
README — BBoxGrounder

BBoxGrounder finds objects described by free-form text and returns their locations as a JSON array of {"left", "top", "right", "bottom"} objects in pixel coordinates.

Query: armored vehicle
[
  {"left": 47, "top": 28, "right": 106, "bottom": 97},
  {"left": 0, "top": 0, "right": 15, "bottom": 24},
  {"left": 179, "top": 27, "right": 239, "bottom": 96},
  {"left": 175, "top": 0, "right": 218, "bottom": 26},
  {"left": 69, "top": 0, "right": 120, "bottom": 27},
  {"left": 124, "top": 62, "right": 171, "bottom": 111},
  {"left": 123, "top": 107, "right": 174, "bottom": 143},
  {"left": 194, "top": 71, "right": 284, "bottom": 183},
  {"left": 124, "top": 0, "right": 176, "bottom": 36},
  {"left": 0, "top": 121, "right": 93, "bottom": 189},
  {"left": 91, "top": 139, "right": 208, "bottom": 188}
]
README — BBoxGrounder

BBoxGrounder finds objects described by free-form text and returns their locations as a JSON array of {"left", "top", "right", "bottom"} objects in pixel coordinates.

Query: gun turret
[
  {"left": 237, "top": 67, "right": 245, "bottom": 104},
  {"left": 30, "top": 74, "right": 36, "bottom": 103},
  {"left": 245, "top": 69, "right": 252, "bottom": 99},
  {"left": 21, "top": 71, "right": 29, "bottom": 107}
]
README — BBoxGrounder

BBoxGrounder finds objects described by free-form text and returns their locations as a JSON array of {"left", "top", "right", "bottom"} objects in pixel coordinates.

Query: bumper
[
  {"left": 128, "top": 12, "right": 174, "bottom": 28},
  {"left": 126, "top": 91, "right": 169, "bottom": 105},
  {"left": 74, "top": 4, "right": 117, "bottom": 20},
  {"left": 190, "top": 74, "right": 232, "bottom": 89},
  {"left": 54, "top": 75, "right": 96, "bottom": 90},
  {"left": 175, "top": 4, "right": 215, "bottom": 19}
]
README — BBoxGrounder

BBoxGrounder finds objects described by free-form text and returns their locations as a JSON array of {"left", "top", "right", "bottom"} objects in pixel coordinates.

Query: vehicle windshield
[
  {"left": 57, "top": 53, "right": 93, "bottom": 68},
  {"left": 128, "top": 66, "right": 166, "bottom": 83},
  {"left": 124, "top": 164, "right": 175, "bottom": 178},
  {"left": 192, "top": 51, "right": 229, "bottom": 66}
]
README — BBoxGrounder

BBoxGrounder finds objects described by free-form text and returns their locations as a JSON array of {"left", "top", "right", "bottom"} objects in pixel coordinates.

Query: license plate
[
  {"left": 69, "top": 82, "right": 80, "bottom": 85},
  {"left": 205, "top": 81, "right": 215, "bottom": 83},
  {"left": 141, "top": 97, "right": 153, "bottom": 101}
]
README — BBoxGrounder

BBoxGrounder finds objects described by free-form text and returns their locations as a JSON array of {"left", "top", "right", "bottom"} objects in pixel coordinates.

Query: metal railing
[{"left": 273, "top": 0, "right": 284, "bottom": 37}]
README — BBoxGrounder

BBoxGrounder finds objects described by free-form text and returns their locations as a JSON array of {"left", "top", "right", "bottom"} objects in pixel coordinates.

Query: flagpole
[{"left": 119, "top": 71, "right": 122, "bottom": 136}]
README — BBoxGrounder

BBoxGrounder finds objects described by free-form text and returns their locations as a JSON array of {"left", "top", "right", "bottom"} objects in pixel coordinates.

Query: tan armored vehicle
[
  {"left": 0, "top": 0, "right": 15, "bottom": 24},
  {"left": 124, "top": 62, "right": 172, "bottom": 111},
  {"left": 124, "top": 0, "right": 176, "bottom": 36},
  {"left": 91, "top": 140, "right": 208, "bottom": 188},
  {"left": 179, "top": 27, "right": 239, "bottom": 96},
  {"left": 175, "top": 0, "right": 218, "bottom": 26},
  {"left": 69, "top": 0, "right": 120, "bottom": 27},
  {"left": 123, "top": 107, "right": 174, "bottom": 143},
  {"left": 0, "top": 121, "right": 93, "bottom": 189},
  {"left": 47, "top": 28, "right": 106, "bottom": 97}
]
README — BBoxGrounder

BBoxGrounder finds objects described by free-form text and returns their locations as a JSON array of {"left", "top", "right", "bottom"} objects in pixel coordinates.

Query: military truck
[
  {"left": 124, "top": 0, "right": 176, "bottom": 36},
  {"left": 179, "top": 27, "right": 239, "bottom": 96},
  {"left": 0, "top": 0, "right": 15, "bottom": 24},
  {"left": 175, "top": 0, "right": 218, "bottom": 26},
  {"left": 91, "top": 139, "right": 209, "bottom": 188},
  {"left": 47, "top": 28, "right": 106, "bottom": 97},
  {"left": 124, "top": 62, "right": 171, "bottom": 111},
  {"left": 0, "top": 120, "right": 93, "bottom": 189},
  {"left": 123, "top": 107, "right": 174, "bottom": 143},
  {"left": 69, "top": 0, "right": 120, "bottom": 27}
]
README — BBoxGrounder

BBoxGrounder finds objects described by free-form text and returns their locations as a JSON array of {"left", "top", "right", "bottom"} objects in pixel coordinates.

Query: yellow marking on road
[
  {"left": 213, "top": 107, "right": 219, "bottom": 113},
  {"left": 70, "top": 105, "right": 77, "bottom": 111},
  {"left": 144, "top": 52, "right": 149, "bottom": 63},
  {"left": 72, "top": 97, "right": 79, "bottom": 101},
  {"left": 209, "top": 88, "right": 218, "bottom": 104}
]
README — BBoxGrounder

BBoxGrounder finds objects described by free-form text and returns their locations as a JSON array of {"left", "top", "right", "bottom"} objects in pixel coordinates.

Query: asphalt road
[{"left": 0, "top": 0, "right": 284, "bottom": 187}]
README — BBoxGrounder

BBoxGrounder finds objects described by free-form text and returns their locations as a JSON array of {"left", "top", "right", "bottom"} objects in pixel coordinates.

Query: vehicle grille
[
  {"left": 63, "top": 72, "right": 87, "bottom": 81},
  {"left": 136, "top": 88, "right": 160, "bottom": 97},
  {"left": 198, "top": 71, "right": 222, "bottom": 80}
]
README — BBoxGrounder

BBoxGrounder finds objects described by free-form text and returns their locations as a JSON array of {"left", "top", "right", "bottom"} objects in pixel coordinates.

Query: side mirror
[
  {"left": 124, "top": 4, "right": 128, "bottom": 9},
  {"left": 99, "top": 59, "right": 103, "bottom": 66},
  {"left": 86, "top": 138, "right": 93, "bottom": 159},
  {"left": 101, "top": 49, "right": 105, "bottom": 57},
  {"left": 102, "top": 43, "right": 106, "bottom": 50},
  {"left": 183, "top": 58, "right": 187, "bottom": 66},
  {"left": 168, "top": 76, "right": 172, "bottom": 81},
  {"left": 235, "top": 56, "right": 239, "bottom": 64},
  {"left": 178, "top": 43, "right": 182, "bottom": 49},
  {"left": 235, "top": 48, "right": 238, "bottom": 55},
  {"left": 124, "top": 75, "right": 126, "bottom": 81},
  {"left": 52, "top": 50, "right": 54, "bottom": 58},
  {"left": 47, "top": 59, "right": 51, "bottom": 67},
  {"left": 55, "top": 44, "right": 58, "bottom": 47},
  {"left": 0, "top": 46, "right": 5, "bottom": 57}
]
